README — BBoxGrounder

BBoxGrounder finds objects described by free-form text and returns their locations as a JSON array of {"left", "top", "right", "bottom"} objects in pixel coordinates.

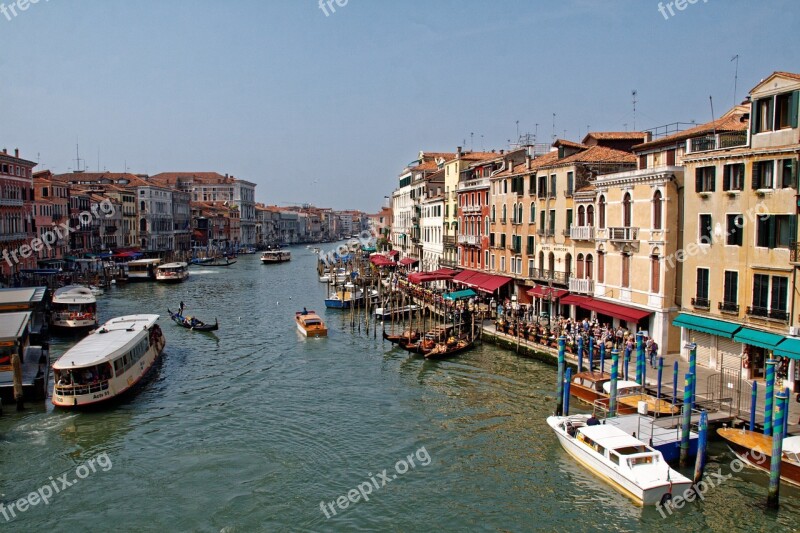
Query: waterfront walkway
[{"left": 482, "top": 322, "right": 800, "bottom": 434}]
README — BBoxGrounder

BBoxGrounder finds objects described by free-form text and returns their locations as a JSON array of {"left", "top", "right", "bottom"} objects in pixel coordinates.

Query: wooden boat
[
  {"left": 383, "top": 329, "right": 419, "bottom": 347},
  {"left": 50, "top": 285, "right": 98, "bottom": 330},
  {"left": 167, "top": 309, "right": 219, "bottom": 332},
  {"left": 52, "top": 315, "right": 165, "bottom": 408},
  {"left": 156, "top": 262, "right": 189, "bottom": 283},
  {"left": 205, "top": 257, "right": 237, "bottom": 267},
  {"left": 602, "top": 381, "right": 679, "bottom": 416},
  {"left": 325, "top": 289, "right": 364, "bottom": 309},
  {"left": 717, "top": 428, "right": 800, "bottom": 486},
  {"left": 424, "top": 338, "right": 474, "bottom": 360},
  {"left": 261, "top": 250, "right": 291, "bottom": 263},
  {"left": 547, "top": 414, "right": 691, "bottom": 505},
  {"left": 295, "top": 311, "right": 327, "bottom": 338}
]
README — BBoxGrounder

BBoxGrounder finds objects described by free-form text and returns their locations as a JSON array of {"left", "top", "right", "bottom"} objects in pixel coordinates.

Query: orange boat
[
  {"left": 296, "top": 311, "right": 327, "bottom": 338},
  {"left": 718, "top": 427, "right": 800, "bottom": 486}
]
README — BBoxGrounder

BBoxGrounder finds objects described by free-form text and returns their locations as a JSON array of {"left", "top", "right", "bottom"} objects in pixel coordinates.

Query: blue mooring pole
[
  {"left": 556, "top": 336, "right": 566, "bottom": 416},
  {"left": 657, "top": 356, "right": 664, "bottom": 410},
  {"left": 577, "top": 336, "right": 584, "bottom": 374},
  {"left": 765, "top": 360, "right": 776, "bottom": 436},
  {"left": 600, "top": 342, "right": 606, "bottom": 374},
  {"left": 564, "top": 367, "right": 572, "bottom": 416},
  {"left": 687, "top": 372, "right": 696, "bottom": 415},
  {"left": 693, "top": 410, "right": 708, "bottom": 484},
  {"left": 784, "top": 387, "right": 790, "bottom": 439},
  {"left": 688, "top": 343, "right": 697, "bottom": 409},
  {"left": 750, "top": 380, "right": 758, "bottom": 432},
  {"left": 680, "top": 373, "right": 693, "bottom": 467},
  {"left": 610, "top": 349, "right": 619, "bottom": 417},
  {"left": 767, "top": 391, "right": 788, "bottom": 509},
  {"left": 588, "top": 336, "right": 594, "bottom": 373},
  {"left": 672, "top": 361, "right": 679, "bottom": 412}
]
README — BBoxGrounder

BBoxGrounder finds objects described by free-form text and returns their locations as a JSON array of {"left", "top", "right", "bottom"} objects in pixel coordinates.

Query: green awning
[
  {"left": 672, "top": 313, "right": 741, "bottom": 338},
  {"left": 444, "top": 289, "right": 477, "bottom": 301},
  {"left": 774, "top": 338, "right": 800, "bottom": 360},
  {"left": 734, "top": 327, "right": 784, "bottom": 350}
]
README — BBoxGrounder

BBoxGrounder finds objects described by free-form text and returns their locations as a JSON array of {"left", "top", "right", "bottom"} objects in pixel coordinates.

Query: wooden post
[
  {"left": 556, "top": 336, "right": 566, "bottom": 416},
  {"left": 693, "top": 410, "right": 708, "bottom": 484}
]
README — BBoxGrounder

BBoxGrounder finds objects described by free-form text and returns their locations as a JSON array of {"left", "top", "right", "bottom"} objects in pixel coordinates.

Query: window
[
  {"left": 576, "top": 254, "right": 585, "bottom": 278},
  {"left": 772, "top": 277, "right": 789, "bottom": 319},
  {"left": 780, "top": 159, "right": 798, "bottom": 189},
  {"left": 722, "top": 271, "right": 738, "bottom": 311},
  {"left": 726, "top": 214, "right": 743, "bottom": 246},
  {"left": 699, "top": 214, "right": 712, "bottom": 244},
  {"left": 651, "top": 255, "right": 660, "bottom": 293},
  {"left": 586, "top": 254, "right": 593, "bottom": 280},
  {"left": 485, "top": 250, "right": 489, "bottom": 267},
  {"left": 548, "top": 210, "right": 556, "bottom": 235},
  {"left": 752, "top": 160, "right": 774, "bottom": 189},
  {"left": 500, "top": 233, "right": 506, "bottom": 248},
  {"left": 695, "top": 268, "right": 710, "bottom": 307},
  {"left": 753, "top": 97, "right": 774, "bottom": 134},
  {"left": 751, "top": 274, "right": 789, "bottom": 321},
  {"left": 500, "top": 256, "right": 506, "bottom": 272},
  {"left": 489, "top": 233, "right": 495, "bottom": 247},
  {"left": 775, "top": 92, "right": 798, "bottom": 130},
  {"left": 530, "top": 203, "right": 535, "bottom": 223},
  {"left": 598, "top": 196, "right": 606, "bottom": 229},
  {"left": 539, "top": 209, "right": 545, "bottom": 229},
  {"left": 621, "top": 253, "right": 630, "bottom": 288},
  {"left": 752, "top": 274, "right": 770, "bottom": 313},
  {"left": 529, "top": 175, "right": 536, "bottom": 195},
  {"left": 566, "top": 209, "right": 573, "bottom": 231},
  {"left": 491, "top": 205, "right": 496, "bottom": 222},
  {"left": 723, "top": 164, "right": 745, "bottom": 191},
  {"left": 578, "top": 206, "right": 585, "bottom": 226},
  {"left": 527, "top": 235, "right": 534, "bottom": 254},
  {"left": 597, "top": 251, "right": 604, "bottom": 283},
  {"left": 587, "top": 205, "right": 595, "bottom": 227},
  {"left": 567, "top": 172, "right": 574, "bottom": 196},
  {"left": 756, "top": 215, "right": 795, "bottom": 249},
  {"left": 501, "top": 205, "right": 507, "bottom": 223},
  {"left": 695, "top": 166, "right": 716, "bottom": 192},
  {"left": 538, "top": 175, "right": 547, "bottom": 199},
  {"left": 549, "top": 175, "right": 556, "bottom": 198},
  {"left": 652, "top": 191, "right": 662, "bottom": 230}
]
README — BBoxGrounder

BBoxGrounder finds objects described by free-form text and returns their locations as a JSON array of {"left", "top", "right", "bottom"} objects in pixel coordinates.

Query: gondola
[
  {"left": 382, "top": 329, "right": 418, "bottom": 347},
  {"left": 167, "top": 308, "right": 219, "bottom": 332},
  {"left": 204, "top": 259, "right": 237, "bottom": 267},
  {"left": 423, "top": 339, "right": 474, "bottom": 360}
]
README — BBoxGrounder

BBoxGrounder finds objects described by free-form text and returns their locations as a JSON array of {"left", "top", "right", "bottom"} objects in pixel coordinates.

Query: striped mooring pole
[
  {"left": 693, "top": 410, "right": 709, "bottom": 484},
  {"left": 765, "top": 360, "right": 777, "bottom": 437},
  {"left": 680, "top": 372, "right": 693, "bottom": 467},
  {"left": 749, "top": 381, "right": 758, "bottom": 432},
  {"left": 609, "top": 349, "right": 619, "bottom": 418},
  {"left": 556, "top": 336, "right": 566, "bottom": 416},
  {"left": 563, "top": 367, "right": 572, "bottom": 417}
]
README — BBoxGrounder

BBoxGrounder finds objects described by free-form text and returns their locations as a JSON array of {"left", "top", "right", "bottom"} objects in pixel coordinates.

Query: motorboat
[
  {"left": 126, "top": 258, "right": 162, "bottom": 281},
  {"left": 261, "top": 250, "right": 291, "bottom": 264},
  {"left": 296, "top": 310, "right": 327, "bottom": 338},
  {"left": 547, "top": 414, "right": 691, "bottom": 505},
  {"left": 717, "top": 427, "right": 800, "bottom": 486},
  {"left": 325, "top": 288, "right": 364, "bottom": 309},
  {"left": 52, "top": 315, "right": 166, "bottom": 408}
]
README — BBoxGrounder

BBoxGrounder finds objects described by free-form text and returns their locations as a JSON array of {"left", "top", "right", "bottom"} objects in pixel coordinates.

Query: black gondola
[{"left": 168, "top": 308, "right": 219, "bottom": 331}]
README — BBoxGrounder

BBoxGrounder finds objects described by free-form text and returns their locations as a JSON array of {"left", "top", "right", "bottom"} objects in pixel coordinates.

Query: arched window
[
  {"left": 587, "top": 205, "right": 595, "bottom": 227},
  {"left": 598, "top": 250, "right": 605, "bottom": 283},
  {"left": 565, "top": 253, "right": 572, "bottom": 279},
  {"left": 578, "top": 206, "right": 586, "bottom": 226},
  {"left": 139, "top": 218, "right": 147, "bottom": 232},
  {"left": 623, "top": 192, "right": 632, "bottom": 227},
  {"left": 140, "top": 200, "right": 146, "bottom": 211},
  {"left": 576, "top": 253, "right": 585, "bottom": 278},
  {"left": 548, "top": 252, "right": 555, "bottom": 276},
  {"left": 653, "top": 190, "right": 663, "bottom": 230},
  {"left": 586, "top": 254, "right": 594, "bottom": 280},
  {"left": 530, "top": 203, "right": 535, "bottom": 223},
  {"left": 491, "top": 205, "right": 496, "bottom": 222},
  {"left": 518, "top": 203, "right": 524, "bottom": 224},
  {"left": 651, "top": 250, "right": 661, "bottom": 293},
  {"left": 621, "top": 253, "right": 631, "bottom": 288},
  {"left": 598, "top": 196, "right": 606, "bottom": 229}
]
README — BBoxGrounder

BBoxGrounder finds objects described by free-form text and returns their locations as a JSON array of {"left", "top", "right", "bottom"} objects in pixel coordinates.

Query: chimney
[
  {"left": 525, "top": 155, "right": 531, "bottom": 170},
  {"left": 456, "top": 146, "right": 462, "bottom": 160},
  {"left": 14, "top": 148, "right": 19, "bottom": 158},
  {"left": 643, "top": 132, "right": 653, "bottom": 143},
  {"left": 2, "top": 148, "right": 6, "bottom": 154},
  {"left": 500, "top": 150, "right": 505, "bottom": 155}
]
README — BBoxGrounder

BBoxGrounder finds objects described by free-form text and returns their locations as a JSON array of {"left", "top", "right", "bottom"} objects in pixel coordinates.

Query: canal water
[{"left": 1, "top": 246, "right": 799, "bottom": 532}]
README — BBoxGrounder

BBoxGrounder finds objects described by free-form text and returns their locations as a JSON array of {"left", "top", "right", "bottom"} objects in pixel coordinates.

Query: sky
[{"left": 1, "top": 0, "right": 798, "bottom": 212}]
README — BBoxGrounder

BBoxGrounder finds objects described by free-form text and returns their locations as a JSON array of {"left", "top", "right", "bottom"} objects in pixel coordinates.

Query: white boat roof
[
  {"left": 53, "top": 315, "right": 159, "bottom": 370},
  {"left": 128, "top": 258, "right": 161, "bottom": 265},
  {"left": 579, "top": 424, "right": 651, "bottom": 451},
  {"left": 0, "top": 286, "right": 47, "bottom": 306},
  {"left": 0, "top": 312, "right": 31, "bottom": 342},
  {"left": 158, "top": 262, "right": 188, "bottom": 270},
  {"left": 52, "top": 285, "right": 96, "bottom": 304},
  {"left": 784, "top": 436, "right": 800, "bottom": 454},
  {"left": 602, "top": 380, "right": 642, "bottom": 394}
]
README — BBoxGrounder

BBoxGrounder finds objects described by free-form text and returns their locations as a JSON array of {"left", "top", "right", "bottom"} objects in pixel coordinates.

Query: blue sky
[{"left": 1, "top": 0, "right": 798, "bottom": 211}]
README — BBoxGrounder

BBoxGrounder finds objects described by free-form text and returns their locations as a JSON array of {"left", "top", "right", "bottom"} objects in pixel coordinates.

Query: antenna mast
[
  {"left": 632, "top": 90, "right": 638, "bottom": 131},
  {"left": 731, "top": 54, "right": 740, "bottom": 106}
]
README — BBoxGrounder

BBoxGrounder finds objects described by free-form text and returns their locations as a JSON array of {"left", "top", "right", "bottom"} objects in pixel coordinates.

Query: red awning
[
  {"left": 460, "top": 272, "right": 491, "bottom": 289},
  {"left": 399, "top": 257, "right": 419, "bottom": 266},
  {"left": 561, "top": 295, "right": 650, "bottom": 323},
  {"left": 387, "top": 250, "right": 400, "bottom": 257},
  {"left": 408, "top": 271, "right": 454, "bottom": 284},
  {"left": 452, "top": 270, "right": 482, "bottom": 284},
  {"left": 475, "top": 274, "right": 513, "bottom": 294},
  {"left": 527, "top": 286, "right": 569, "bottom": 300},
  {"left": 370, "top": 255, "right": 396, "bottom": 267}
]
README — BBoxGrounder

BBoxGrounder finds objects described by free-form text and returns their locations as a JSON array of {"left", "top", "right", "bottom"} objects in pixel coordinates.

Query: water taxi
[
  {"left": 717, "top": 427, "right": 800, "bottom": 486},
  {"left": 261, "top": 250, "right": 291, "bottom": 263},
  {"left": 126, "top": 258, "right": 162, "bottom": 281},
  {"left": 50, "top": 285, "right": 98, "bottom": 330},
  {"left": 52, "top": 315, "right": 166, "bottom": 408},
  {"left": 156, "top": 262, "right": 190, "bottom": 283},
  {"left": 0, "top": 312, "right": 49, "bottom": 405},
  {"left": 547, "top": 414, "right": 691, "bottom": 505},
  {"left": 602, "top": 381, "right": 679, "bottom": 415},
  {"left": 296, "top": 310, "right": 327, "bottom": 337}
]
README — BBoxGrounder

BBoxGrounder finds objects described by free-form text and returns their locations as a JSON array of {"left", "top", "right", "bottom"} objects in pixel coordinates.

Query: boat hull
[
  {"left": 296, "top": 321, "right": 327, "bottom": 338},
  {"left": 718, "top": 428, "right": 800, "bottom": 487}
]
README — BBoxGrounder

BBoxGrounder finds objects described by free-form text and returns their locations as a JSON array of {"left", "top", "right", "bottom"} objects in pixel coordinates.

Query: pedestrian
[{"left": 649, "top": 340, "right": 659, "bottom": 369}]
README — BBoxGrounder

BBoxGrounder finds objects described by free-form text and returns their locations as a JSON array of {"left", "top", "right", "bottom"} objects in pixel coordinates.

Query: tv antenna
[
  {"left": 74, "top": 142, "right": 85, "bottom": 172},
  {"left": 632, "top": 90, "right": 638, "bottom": 130},
  {"left": 731, "top": 54, "right": 739, "bottom": 106}
]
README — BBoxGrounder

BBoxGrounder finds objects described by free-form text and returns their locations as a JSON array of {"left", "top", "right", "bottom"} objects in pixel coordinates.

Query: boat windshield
[
  {"left": 614, "top": 445, "right": 649, "bottom": 455},
  {"left": 304, "top": 319, "right": 321, "bottom": 325},
  {"left": 627, "top": 455, "right": 656, "bottom": 466}
]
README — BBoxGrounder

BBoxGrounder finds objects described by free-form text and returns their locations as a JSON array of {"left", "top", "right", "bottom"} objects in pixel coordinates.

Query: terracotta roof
[
  {"left": 582, "top": 131, "right": 648, "bottom": 143},
  {"left": 51, "top": 172, "right": 150, "bottom": 187},
  {"left": 150, "top": 172, "right": 232, "bottom": 185},
  {"left": 527, "top": 146, "right": 635, "bottom": 171},
  {"left": 553, "top": 139, "right": 587, "bottom": 150},
  {"left": 633, "top": 105, "right": 749, "bottom": 150},
  {"left": 420, "top": 152, "right": 456, "bottom": 161}
]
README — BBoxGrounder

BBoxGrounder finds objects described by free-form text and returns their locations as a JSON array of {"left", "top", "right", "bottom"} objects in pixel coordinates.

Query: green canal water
[{"left": 1, "top": 246, "right": 799, "bottom": 532}]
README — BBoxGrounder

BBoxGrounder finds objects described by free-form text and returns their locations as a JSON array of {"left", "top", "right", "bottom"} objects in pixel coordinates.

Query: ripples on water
[{"left": 1, "top": 248, "right": 800, "bottom": 532}]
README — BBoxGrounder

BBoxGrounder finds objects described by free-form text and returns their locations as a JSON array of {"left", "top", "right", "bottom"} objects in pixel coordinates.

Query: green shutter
[
  {"left": 752, "top": 162, "right": 761, "bottom": 190},
  {"left": 791, "top": 91, "right": 799, "bottom": 129},
  {"left": 710, "top": 167, "right": 716, "bottom": 192},
  {"left": 768, "top": 216, "right": 777, "bottom": 249},
  {"left": 696, "top": 168, "right": 702, "bottom": 192},
  {"left": 751, "top": 101, "right": 759, "bottom": 134}
]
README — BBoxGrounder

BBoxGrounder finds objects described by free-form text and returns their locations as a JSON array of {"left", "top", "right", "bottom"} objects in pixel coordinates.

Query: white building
[{"left": 421, "top": 194, "right": 444, "bottom": 270}]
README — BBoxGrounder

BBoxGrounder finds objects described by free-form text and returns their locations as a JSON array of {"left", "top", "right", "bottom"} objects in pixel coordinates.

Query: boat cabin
[{"left": 0, "top": 312, "right": 49, "bottom": 402}]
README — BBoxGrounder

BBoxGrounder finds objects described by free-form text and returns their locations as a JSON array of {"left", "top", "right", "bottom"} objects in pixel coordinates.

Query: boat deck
[{"left": 605, "top": 413, "right": 697, "bottom": 448}]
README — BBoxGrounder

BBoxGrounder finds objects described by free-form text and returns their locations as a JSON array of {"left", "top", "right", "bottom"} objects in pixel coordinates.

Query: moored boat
[
  {"left": 423, "top": 338, "right": 474, "bottom": 360},
  {"left": 52, "top": 315, "right": 166, "bottom": 408},
  {"left": 261, "top": 250, "right": 291, "bottom": 263},
  {"left": 126, "top": 258, "right": 162, "bottom": 281},
  {"left": 602, "top": 381, "right": 679, "bottom": 416},
  {"left": 374, "top": 304, "right": 420, "bottom": 321},
  {"left": 717, "top": 427, "right": 800, "bottom": 486},
  {"left": 50, "top": 285, "right": 98, "bottom": 330},
  {"left": 156, "top": 262, "right": 190, "bottom": 283},
  {"left": 547, "top": 414, "right": 691, "bottom": 505},
  {"left": 325, "top": 289, "right": 364, "bottom": 309},
  {"left": 0, "top": 312, "right": 50, "bottom": 404},
  {"left": 296, "top": 310, "right": 327, "bottom": 337}
]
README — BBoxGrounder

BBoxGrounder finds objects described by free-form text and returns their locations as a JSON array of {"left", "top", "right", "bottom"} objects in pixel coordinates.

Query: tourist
[{"left": 649, "top": 340, "right": 659, "bottom": 369}]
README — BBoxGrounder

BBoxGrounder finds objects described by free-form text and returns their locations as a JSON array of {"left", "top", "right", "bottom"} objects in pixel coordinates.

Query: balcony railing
[
  {"left": 791, "top": 242, "right": 800, "bottom": 264},
  {"left": 606, "top": 226, "right": 639, "bottom": 242},
  {"left": 569, "top": 277, "right": 595, "bottom": 294},
  {"left": 747, "top": 306, "right": 789, "bottom": 322},
  {"left": 0, "top": 232, "right": 26, "bottom": 242},
  {"left": 443, "top": 236, "right": 456, "bottom": 246},
  {"left": 530, "top": 268, "right": 569, "bottom": 285},
  {"left": 570, "top": 226, "right": 595, "bottom": 241},
  {"left": 462, "top": 205, "right": 481, "bottom": 214},
  {"left": 687, "top": 131, "right": 748, "bottom": 154},
  {"left": 718, "top": 301, "right": 739, "bottom": 314},
  {"left": 0, "top": 198, "right": 23, "bottom": 207},
  {"left": 458, "top": 235, "right": 479, "bottom": 246},
  {"left": 691, "top": 297, "right": 711, "bottom": 309},
  {"left": 457, "top": 178, "right": 490, "bottom": 191}
]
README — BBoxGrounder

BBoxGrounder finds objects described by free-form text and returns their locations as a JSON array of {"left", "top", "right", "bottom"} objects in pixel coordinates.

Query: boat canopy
[
  {"left": 53, "top": 315, "right": 158, "bottom": 369},
  {"left": 602, "top": 380, "right": 642, "bottom": 394}
]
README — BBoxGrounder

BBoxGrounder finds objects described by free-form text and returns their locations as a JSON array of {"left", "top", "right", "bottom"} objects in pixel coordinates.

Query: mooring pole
[
  {"left": 556, "top": 336, "right": 566, "bottom": 416},
  {"left": 693, "top": 410, "right": 708, "bottom": 484},
  {"left": 680, "top": 373, "right": 693, "bottom": 467},
  {"left": 563, "top": 367, "right": 572, "bottom": 416},
  {"left": 767, "top": 391, "right": 788, "bottom": 509},
  {"left": 765, "top": 360, "right": 777, "bottom": 436},
  {"left": 610, "top": 349, "right": 619, "bottom": 418}
]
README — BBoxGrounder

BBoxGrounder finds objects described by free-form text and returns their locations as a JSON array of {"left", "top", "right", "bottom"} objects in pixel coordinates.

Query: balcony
[
  {"left": 791, "top": 242, "right": 800, "bottom": 264},
  {"left": 0, "top": 232, "right": 26, "bottom": 242},
  {"left": 458, "top": 235, "right": 479, "bottom": 247},
  {"left": 569, "top": 277, "right": 595, "bottom": 294},
  {"left": 718, "top": 301, "right": 739, "bottom": 314},
  {"left": 0, "top": 198, "right": 23, "bottom": 207},
  {"left": 687, "top": 131, "right": 748, "bottom": 154},
  {"left": 104, "top": 225, "right": 118, "bottom": 234},
  {"left": 606, "top": 226, "right": 639, "bottom": 242},
  {"left": 747, "top": 306, "right": 789, "bottom": 322},
  {"left": 443, "top": 236, "right": 456, "bottom": 246},
  {"left": 530, "top": 268, "right": 569, "bottom": 285},
  {"left": 457, "top": 178, "right": 490, "bottom": 192},
  {"left": 462, "top": 205, "right": 481, "bottom": 214},
  {"left": 570, "top": 226, "right": 595, "bottom": 241},
  {"left": 440, "top": 258, "right": 458, "bottom": 268},
  {"left": 52, "top": 213, "right": 63, "bottom": 222},
  {"left": 691, "top": 297, "right": 711, "bottom": 309}
]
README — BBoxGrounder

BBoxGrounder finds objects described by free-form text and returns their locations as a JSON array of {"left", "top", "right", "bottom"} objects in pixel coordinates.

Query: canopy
[
  {"left": 673, "top": 313, "right": 740, "bottom": 338},
  {"left": 775, "top": 338, "right": 800, "bottom": 360},
  {"left": 408, "top": 270, "right": 455, "bottom": 284},
  {"left": 452, "top": 270, "right": 484, "bottom": 285},
  {"left": 528, "top": 285, "right": 569, "bottom": 300},
  {"left": 474, "top": 274, "right": 513, "bottom": 294},
  {"left": 387, "top": 250, "right": 400, "bottom": 257},
  {"left": 561, "top": 295, "right": 650, "bottom": 323},
  {"left": 399, "top": 257, "right": 419, "bottom": 266},
  {"left": 734, "top": 327, "right": 784, "bottom": 350},
  {"left": 443, "top": 289, "right": 477, "bottom": 301},
  {"left": 370, "top": 255, "right": 396, "bottom": 267}
]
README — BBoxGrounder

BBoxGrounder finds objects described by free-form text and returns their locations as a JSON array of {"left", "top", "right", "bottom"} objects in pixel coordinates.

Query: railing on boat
[{"left": 54, "top": 381, "right": 109, "bottom": 396}]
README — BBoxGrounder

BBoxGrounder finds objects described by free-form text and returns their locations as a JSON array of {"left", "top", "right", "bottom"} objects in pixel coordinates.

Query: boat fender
[{"left": 659, "top": 492, "right": 672, "bottom": 506}]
